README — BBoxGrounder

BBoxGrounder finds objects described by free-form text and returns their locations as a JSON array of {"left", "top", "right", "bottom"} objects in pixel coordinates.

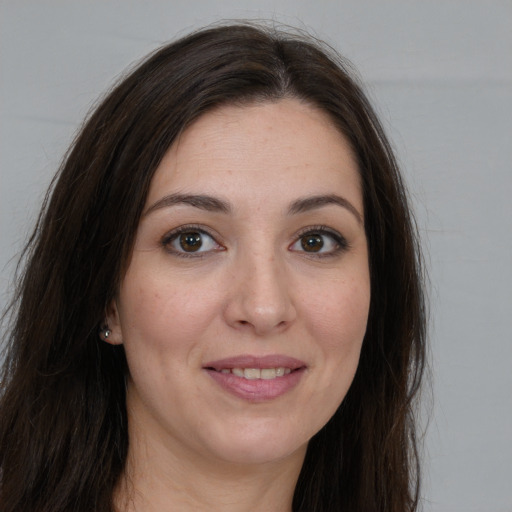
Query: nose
[{"left": 223, "top": 250, "right": 297, "bottom": 336}]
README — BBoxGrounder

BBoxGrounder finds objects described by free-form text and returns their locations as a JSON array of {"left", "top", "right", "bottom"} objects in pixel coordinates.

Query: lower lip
[{"left": 205, "top": 368, "right": 305, "bottom": 402}]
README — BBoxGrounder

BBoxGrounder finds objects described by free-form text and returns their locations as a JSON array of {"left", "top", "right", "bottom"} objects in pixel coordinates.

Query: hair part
[{"left": 0, "top": 22, "right": 427, "bottom": 512}]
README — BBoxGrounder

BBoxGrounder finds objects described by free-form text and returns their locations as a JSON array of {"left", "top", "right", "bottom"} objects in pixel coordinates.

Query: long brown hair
[{"left": 0, "top": 23, "right": 427, "bottom": 511}]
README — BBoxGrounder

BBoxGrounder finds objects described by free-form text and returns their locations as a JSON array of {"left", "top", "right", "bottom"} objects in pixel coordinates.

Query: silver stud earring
[{"left": 100, "top": 327, "right": 111, "bottom": 340}]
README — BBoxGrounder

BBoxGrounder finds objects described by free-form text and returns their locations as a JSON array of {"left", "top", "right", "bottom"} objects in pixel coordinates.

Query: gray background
[{"left": 1, "top": 1, "right": 511, "bottom": 511}]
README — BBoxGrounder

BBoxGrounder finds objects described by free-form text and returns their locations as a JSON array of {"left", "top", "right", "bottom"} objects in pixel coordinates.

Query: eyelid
[
  {"left": 160, "top": 223, "right": 348, "bottom": 258},
  {"left": 289, "top": 225, "right": 349, "bottom": 256},
  {"left": 161, "top": 224, "right": 224, "bottom": 257}
]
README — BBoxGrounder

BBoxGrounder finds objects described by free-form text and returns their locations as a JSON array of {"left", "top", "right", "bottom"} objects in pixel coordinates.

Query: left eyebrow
[
  {"left": 287, "top": 194, "right": 363, "bottom": 225},
  {"left": 143, "top": 193, "right": 231, "bottom": 216}
]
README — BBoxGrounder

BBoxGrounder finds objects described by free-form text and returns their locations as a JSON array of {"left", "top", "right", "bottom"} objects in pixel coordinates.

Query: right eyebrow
[
  {"left": 288, "top": 194, "right": 363, "bottom": 225},
  {"left": 143, "top": 193, "right": 231, "bottom": 216}
]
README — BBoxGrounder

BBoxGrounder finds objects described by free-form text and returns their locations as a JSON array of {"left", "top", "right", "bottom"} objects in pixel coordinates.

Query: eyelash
[
  {"left": 161, "top": 225, "right": 223, "bottom": 259},
  {"left": 161, "top": 224, "right": 349, "bottom": 259},
  {"left": 291, "top": 225, "right": 349, "bottom": 258}
]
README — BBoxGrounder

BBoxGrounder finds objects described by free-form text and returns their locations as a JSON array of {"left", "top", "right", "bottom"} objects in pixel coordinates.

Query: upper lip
[{"left": 203, "top": 354, "right": 307, "bottom": 371}]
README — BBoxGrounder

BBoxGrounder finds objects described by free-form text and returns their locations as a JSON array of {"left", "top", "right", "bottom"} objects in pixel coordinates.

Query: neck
[{"left": 114, "top": 420, "right": 306, "bottom": 512}]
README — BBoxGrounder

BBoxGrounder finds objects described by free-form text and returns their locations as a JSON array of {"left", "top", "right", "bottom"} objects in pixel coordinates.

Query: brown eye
[
  {"left": 289, "top": 227, "right": 347, "bottom": 257},
  {"left": 164, "top": 228, "right": 222, "bottom": 257},
  {"left": 179, "top": 232, "right": 202, "bottom": 252},
  {"left": 301, "top": 234, "right": 324, "bottom": 252}
]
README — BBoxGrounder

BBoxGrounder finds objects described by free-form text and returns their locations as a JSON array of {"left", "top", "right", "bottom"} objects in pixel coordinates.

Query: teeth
[
  {"left": 261, "top": 368, "right": 276, "bottom": 380},
  {"left": 225, "top": 367, "right": 291, "bottom": 380},
  {"left": 232, "top": 368, "right": 245, "bottom": 377},
  {"left": 244, "top": 368, "right": 260, "bottom": 380}
]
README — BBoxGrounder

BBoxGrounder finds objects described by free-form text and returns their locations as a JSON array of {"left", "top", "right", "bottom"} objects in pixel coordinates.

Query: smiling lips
[
  {"left": 203, "top": 355, "right": 306, "bottom": 402},
  {"left": 223, "top": 367, "right": 292, "bottom": 379}
]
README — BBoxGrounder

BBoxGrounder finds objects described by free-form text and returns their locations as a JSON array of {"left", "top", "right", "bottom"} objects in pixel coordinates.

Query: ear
[{"left": 100, "top": 299, "right": 124, "bottom": 346}]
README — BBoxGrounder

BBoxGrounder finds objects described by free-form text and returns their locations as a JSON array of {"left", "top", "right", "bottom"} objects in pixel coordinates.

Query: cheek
[
  {"left": 297, "top": 274, "right": 370, "bottom": 431},
  {"left": 302, "top": 274, "right": 370, "bottom": 349},
  {"left": 117, "top": 272, "right": 221, "bottom": 356}
]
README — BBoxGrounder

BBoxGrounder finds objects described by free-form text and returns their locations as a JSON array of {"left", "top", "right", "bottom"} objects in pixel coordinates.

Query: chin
[{"left": 202, "top": 420, "right": 309, "bottom": 467}]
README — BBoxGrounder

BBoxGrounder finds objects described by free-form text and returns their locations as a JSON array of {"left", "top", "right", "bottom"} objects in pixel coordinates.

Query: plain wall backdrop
[{"left": 1, "top": 1, "right": 511, "bottom": 511}]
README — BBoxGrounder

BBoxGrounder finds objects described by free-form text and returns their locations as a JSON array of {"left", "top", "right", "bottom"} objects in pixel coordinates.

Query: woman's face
[{"left": 107, "top": 99, "right": 370, "bottom": 467}]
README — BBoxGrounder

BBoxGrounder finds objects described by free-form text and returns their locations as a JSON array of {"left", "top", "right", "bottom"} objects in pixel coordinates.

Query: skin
[{"left": 106, "top": 98, "right": 371, "bottom": 512}]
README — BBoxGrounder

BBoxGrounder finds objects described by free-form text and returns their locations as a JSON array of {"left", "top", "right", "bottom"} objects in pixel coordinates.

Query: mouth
[
  {"left": 210, "top": 367, "right": 293, "bottom": 380},
  {"left": 203, "top": 355, "right": 306, "bottom": 402}
]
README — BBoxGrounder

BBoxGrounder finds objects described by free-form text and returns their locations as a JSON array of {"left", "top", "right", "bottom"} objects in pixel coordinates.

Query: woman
[{"left": 0, "top": 23, "right": 427, "bottom": 512}]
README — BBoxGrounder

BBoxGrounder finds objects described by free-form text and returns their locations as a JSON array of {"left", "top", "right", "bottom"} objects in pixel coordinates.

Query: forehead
[{"left": 146, "top": 99, "right": 362, "bottom": 212}]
